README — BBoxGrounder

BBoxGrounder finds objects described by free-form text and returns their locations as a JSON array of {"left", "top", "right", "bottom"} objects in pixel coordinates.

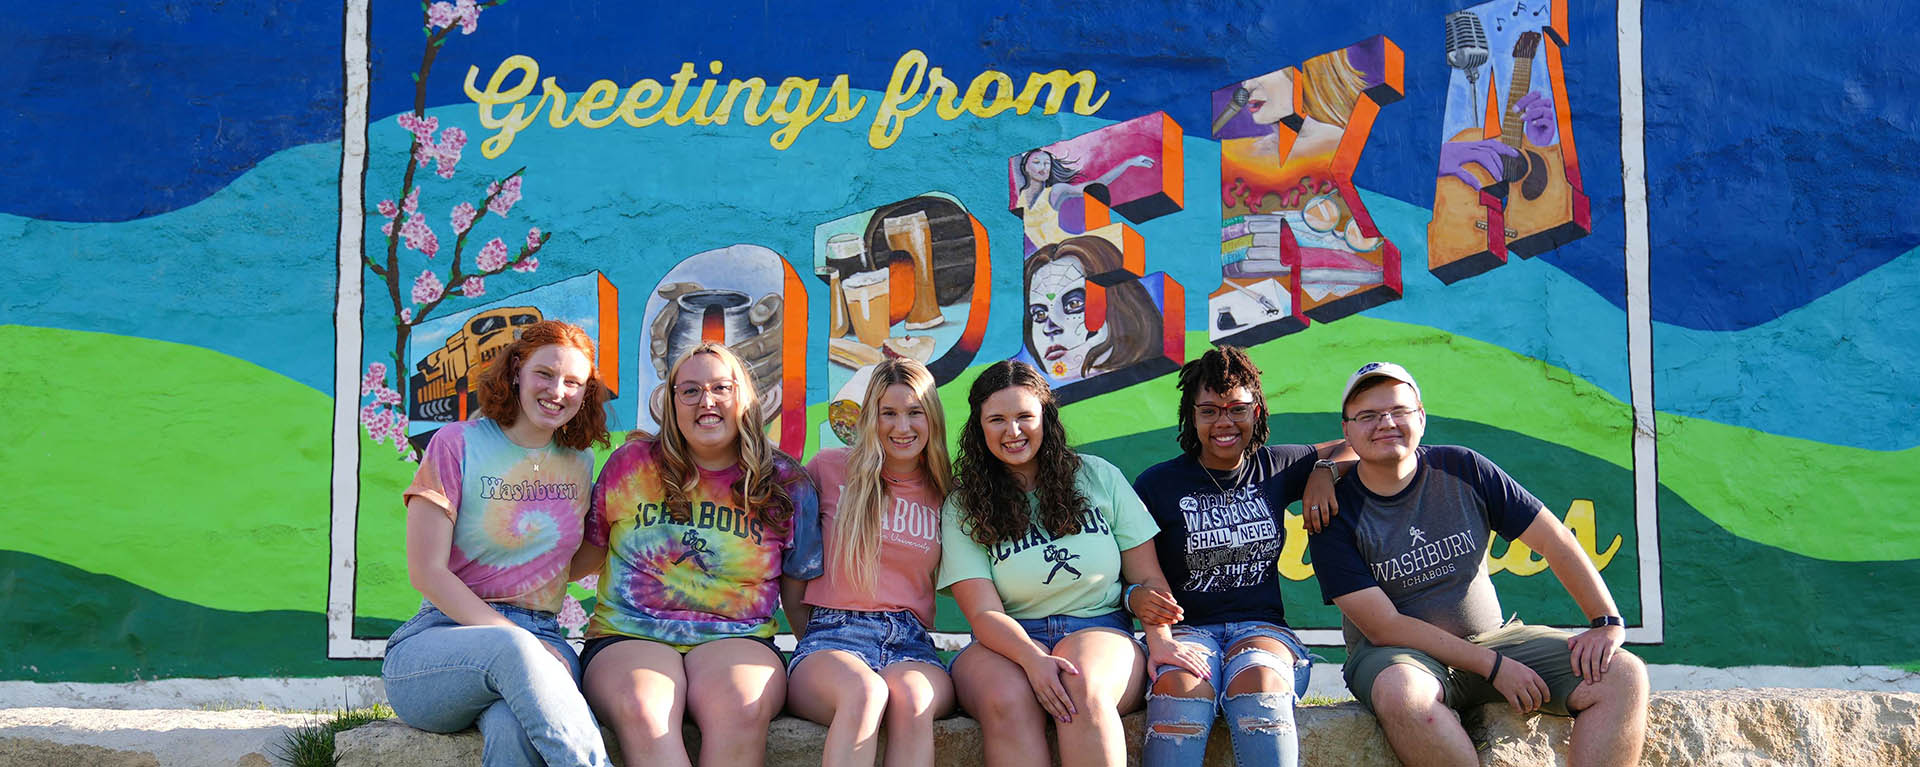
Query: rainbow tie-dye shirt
[
  {"left": 585, "top": 438, "right": 822, "bottom": 646},
  {"left": 404, "top": 417, "right": 593, "bottom": 614}
]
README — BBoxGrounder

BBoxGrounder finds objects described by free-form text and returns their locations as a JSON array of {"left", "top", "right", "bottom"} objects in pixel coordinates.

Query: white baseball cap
[{"left": 1341, "top": 361, "right": 1421, "bottom": 411}]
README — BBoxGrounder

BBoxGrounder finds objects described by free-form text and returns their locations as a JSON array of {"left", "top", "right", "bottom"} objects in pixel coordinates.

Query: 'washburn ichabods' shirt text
[
  {"left": 1307, "top": 445, "right": 1542, "bottom": 648},
  {"left": 1133, "top": 444, "right": 1318, "bottom": 627}
]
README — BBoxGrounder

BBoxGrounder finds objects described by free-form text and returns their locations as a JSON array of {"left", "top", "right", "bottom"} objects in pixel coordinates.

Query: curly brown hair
[
  {"left": 1174, "top": 345, "right": 1270, "bottom": 461},
  {"left": 951, "top": 360, "right": 1089, "bottom": 547},
  {"left": 475, "top": 320, "right": 611, "bottom": 451},
  {"left": 641, "top": 342, "right": 794, "bottom": 532}
]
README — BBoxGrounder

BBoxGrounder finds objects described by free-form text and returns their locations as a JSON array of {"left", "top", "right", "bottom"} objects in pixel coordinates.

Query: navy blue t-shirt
[
  {"left": 1308, "top": 445, "right": 1543, "bottom": 646},
  {"left": 1133, "top": 444, "right": 1319, "bottom": 627}
]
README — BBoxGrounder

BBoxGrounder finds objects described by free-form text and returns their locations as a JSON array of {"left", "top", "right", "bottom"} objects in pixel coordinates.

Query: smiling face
[
  {"left": 1242, "top": 68, "right": 1295, "bottom": 125},
  {"left": 671, "top": 352, "right": 743, "bottom": 464},
  {"left": 1193, "top": 385, "right": 1258, "bottom": 471},
  {"left": 979, "top": 385, "right": 1045, "bottom": 482},
  {"left": 510, "top": 343, "right": 591, "bottom": 445},
  {"left": 873, "top": 383, "right": 930, "bottom": 475},
  {"left": 1027, "top": 256, "right": 1107, "bottom": 379},
  {"left": 1342, "top": 380, "right": 1425, "bottom": 468}
]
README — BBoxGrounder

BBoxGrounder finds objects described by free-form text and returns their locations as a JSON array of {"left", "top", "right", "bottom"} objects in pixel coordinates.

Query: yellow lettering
[
  {"left": 1488, "top": 499, "right": 1621, "bottom": 575},
  {"left": 822, "top": 74, "right": 867, "bottom": 123},
  {"left": 869, "top": 50, "right": 930, "bottom": 149},
  {"left": 767, "top": 77, "right": 828, "bottom": 150},
  {"left": 1016, "top": 69, "right": 1110, "bottom": 115},
  {"left": 688, "top": 60, "right": 723, "bottom": 126},
  {"left": 712, "top": 78, "right": 766, "bottom": 126},
  {"left": 660, "top": 62, "right": 700, "bottom": 127},
  {"left": 964, "top": 70, "right": 1019, "bottom": 118},
  {"left": 926, "top": 67, "right": 966, "bottom": 119},
  {"left": 541, "top": 78, "right": 576, "bottom": 128},
  {"left": 617, "top": 79, "right": 666, "bottom": 127},
  {"left": 464, "top": 56, "right": 542, "bottom": 159},
  {"left": 571, "top": 79, "right": 620, "bottom": 128}
]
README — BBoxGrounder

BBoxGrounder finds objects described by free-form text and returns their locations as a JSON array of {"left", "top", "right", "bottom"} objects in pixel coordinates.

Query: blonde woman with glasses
[{"left": 573, "top": 342, "right": 822, "bottom": 767}]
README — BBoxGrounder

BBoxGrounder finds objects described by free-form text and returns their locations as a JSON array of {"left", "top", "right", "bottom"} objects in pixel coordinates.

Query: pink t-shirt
[{"left": 802, "top": 448, "right": 943, "bottom": 627}]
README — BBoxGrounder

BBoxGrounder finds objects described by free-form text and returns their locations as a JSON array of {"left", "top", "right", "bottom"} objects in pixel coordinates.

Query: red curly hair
[{"left": 476, "top": 320, "right": 611, "bottom": 450}]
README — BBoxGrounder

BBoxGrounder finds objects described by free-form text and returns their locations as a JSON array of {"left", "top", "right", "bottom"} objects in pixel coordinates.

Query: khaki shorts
[{"left": 1343, "top": 620, "right": 1580, "bottom": 717}]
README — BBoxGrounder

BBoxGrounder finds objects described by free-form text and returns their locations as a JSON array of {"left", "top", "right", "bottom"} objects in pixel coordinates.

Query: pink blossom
[
  {"left": 400, "top": 308, "right": 414, "bottom": 324},
  {"left": 360, "top": 402, "right": 384, "bottom": 431},
  {"left": 475, "top": 237, "right": 509, "bottom": 271},
  {"left": 557, "top": 594, "right": 587, "bottom": 635},
  {"left": 459, "top": 275, "right": 485, "bottom": 297},
  {"left": 486, "top": 176, "right": 522, "bottom": 217},
  {"left": 397, "top": 113, "right": 439, "bottom": 144},
  {"left": 578, "top": 574, "right": 599, "bottom": 591},
  {"left": 450, "top": 202, "right": 477, "bottom": 235},
  {"left": 381, "top": 219, "right": 395, "bottom": 237},
  {"left": 375, "top": 386, "right": 403, "bottom": 406},
  {"left": 426, "top": 2, "right": 457, "bottom": 30},
  {"left": 455, "top": 0, "right": 481, "bottom": 34},
  {"left": 513, "top": 255, "right": 539, "bottom": 273},
  {"left": 395, "top": 439, "right": 415, "bottom": 460},
  {"left": 412, "top": 269, "right": 445, "bottom": 304},
  {"left": 392, "top": 410, "right": 410, "bottom": 435},
  {"left": 526, "top": 227, "right": 543, "bottom": 251},
  {"left": 377, "top": 199, "right": 398, "bottom": 219},
  {"left": 401, "top": 212, "right": 439, "bottom": 258},
  {"left": 403, "top": 187, "right": 420, "bottom": 215},
  {"left": 361, "top": 363, "right": 388, "bottom": 395},
  {"left": 431, "top": 126, "right": 468, "bottom": 178}
]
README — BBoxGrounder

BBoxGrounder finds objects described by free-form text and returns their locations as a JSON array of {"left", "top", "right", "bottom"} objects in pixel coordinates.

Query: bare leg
[
  {"left": 788, "top": 650, "right": 888, "bottom": 767},
  {"left": 879, "top": 661, "right": 954, "bottom": 767},
  {"left": 1369, "top": 663, "right": 1476, "bottom": 767},
  {"left": 951, "top": 643, "right": 1049, "bottom": 767},
  {"left": 584, "top": 640, "right": 691, "bottom": 767},
  {"left": 684, "top": 638, "right": 786, "bottom": 767},
  {"left": 1565, "top": 650, "right": 1649, "bottom": 767},
  {"left": 1051, "top": 629, "right": 1146, "bottom": 767}
]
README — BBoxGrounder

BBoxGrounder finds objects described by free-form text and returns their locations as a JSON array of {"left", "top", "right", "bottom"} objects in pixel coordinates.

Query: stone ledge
[
  {"left": 334, "top": 689, "right": 1920, "bottom": 766},
  {"left": 0, "top": 707, "right": 318, "bottom": 767}
]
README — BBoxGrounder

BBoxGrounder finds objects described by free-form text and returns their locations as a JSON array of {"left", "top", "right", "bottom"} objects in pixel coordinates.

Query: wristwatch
[
  {"left": 1314, "top": 459, "right": 1340, "bottom": 480},
  {"left": 1589, "top": 615, "right": 1624, "bottom": 628}
]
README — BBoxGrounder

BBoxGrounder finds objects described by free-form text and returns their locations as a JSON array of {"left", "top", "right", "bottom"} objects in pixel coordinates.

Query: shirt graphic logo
[
  {"left": 1409, "top": 525, "right": 1428, "bottom": 547},
  {"left": 1042, "top": 544, "right": 1083, "bottom": 584},
  {"left": 672, "top": 529, "right": 714, "bottom": 571}
]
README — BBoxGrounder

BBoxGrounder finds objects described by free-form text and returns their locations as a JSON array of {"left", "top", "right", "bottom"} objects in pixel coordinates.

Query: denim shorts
[
  {"left": 1154, "top": 621, "right": 1313, "bottom": 701},
  {"left": 578, "top": 632, "right": 783, "bottom": 672},
  {"left": 788, "top": 607, "right": 945, "bottom": 675},
  {"left": 1014, "top": 609, "right": 1136, "bottom": 651}
]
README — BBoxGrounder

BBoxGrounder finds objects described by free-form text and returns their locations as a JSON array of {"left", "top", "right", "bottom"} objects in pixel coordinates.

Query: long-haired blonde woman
[
  {"left": 381, "top": 320, "right": 613, "bottom": 767},
  {"left": 786, "top": 358, "right": 955, "bottom": 767},
  {"left": 573, "top": 342, "right": 822, "bottom": 767}
]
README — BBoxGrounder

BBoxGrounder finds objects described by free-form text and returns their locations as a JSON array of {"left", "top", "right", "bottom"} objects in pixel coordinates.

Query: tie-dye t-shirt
[
  {"left": 585, "top": 438, "right": 823, "bottom": 645},
  {"left": 404, "top": 417, "right": 593, "bottom": 614}
]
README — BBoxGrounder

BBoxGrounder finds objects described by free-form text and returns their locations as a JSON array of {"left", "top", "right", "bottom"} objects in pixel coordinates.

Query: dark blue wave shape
[{"left": 5, "top": 1, "right": 1915, "bottom": 330}]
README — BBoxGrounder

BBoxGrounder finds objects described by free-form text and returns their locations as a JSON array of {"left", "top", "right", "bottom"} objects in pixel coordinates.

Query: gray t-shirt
[{"left": 1307, "top": 446, "right": 1543, "bottom": 648}]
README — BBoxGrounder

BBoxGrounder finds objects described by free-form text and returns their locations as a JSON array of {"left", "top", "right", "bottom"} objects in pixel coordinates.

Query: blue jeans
[
  {"left": 1144, "top": 621, "right": 1311, "bottom": 767},
  {"left": 383, "top": 602, "right": 611, "bottom": 767},
  {"left": 1013, "top": 609, "right": 1136, "bottom": 651},
  {"left": 788, "top": 607, "right": 946, "bottom": 674}
]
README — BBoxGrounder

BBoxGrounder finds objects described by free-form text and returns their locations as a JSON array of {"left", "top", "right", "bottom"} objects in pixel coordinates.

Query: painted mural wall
[{"left": 4, "top": 0, "right": 1917, "bottom": 683}]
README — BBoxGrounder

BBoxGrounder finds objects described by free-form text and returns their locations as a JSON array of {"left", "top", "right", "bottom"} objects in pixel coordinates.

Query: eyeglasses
[
  {"left": 674, "top": 380, "right": 738, "bottom": 405},
  {"left": 1195, "top": 403, "right": 1256, "bottom": 423},
  {"left": 1343, "top": 406, "right": 1422, "bottom": 427}
]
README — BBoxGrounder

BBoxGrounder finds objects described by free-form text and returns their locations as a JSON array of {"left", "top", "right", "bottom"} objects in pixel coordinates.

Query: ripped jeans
[{"left": 1144, "top": 621, "right": 1311, "bottom": 767}]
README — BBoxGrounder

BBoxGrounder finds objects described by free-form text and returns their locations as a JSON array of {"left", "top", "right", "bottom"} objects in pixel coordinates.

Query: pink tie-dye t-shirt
[
  {"left": 802, "top": 448, "right": 943, "bottom": 627},
  {"left": 404, "top": 418, "right": 593, "bottom": 614},
  {"left": 585, "top": 438, "right": 823, "bottom": 645}
]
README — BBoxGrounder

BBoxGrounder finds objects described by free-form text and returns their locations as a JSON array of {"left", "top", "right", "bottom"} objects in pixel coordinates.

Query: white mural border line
[
  {"left": 325, "top": 4, "right": 1663, "bottom": 657},
  {"left": 329, "top": 0, "right": 381, "bottom": 659}
]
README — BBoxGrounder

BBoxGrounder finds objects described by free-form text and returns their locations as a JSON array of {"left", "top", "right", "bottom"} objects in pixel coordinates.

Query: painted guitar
[{"left": 1427, "top": 29, "right": 1590, "bottom": 283}]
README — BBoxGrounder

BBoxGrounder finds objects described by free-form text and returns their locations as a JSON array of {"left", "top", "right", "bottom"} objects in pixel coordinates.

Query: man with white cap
[{"left": 1307, "top": 362, "right": 1648, "bottom": 767}]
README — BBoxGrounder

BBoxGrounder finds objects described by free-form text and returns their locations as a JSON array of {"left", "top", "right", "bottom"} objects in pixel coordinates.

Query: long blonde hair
[
  {"left": 643, "top": 342, "right": 794, "bottom": 530},
  {"left": 831, "top": 358, "right": 950, "bottom": 593}
]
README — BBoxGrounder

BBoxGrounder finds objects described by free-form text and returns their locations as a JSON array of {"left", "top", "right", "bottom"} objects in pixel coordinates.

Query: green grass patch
[{"left": 271, "top": 704, "right": 395, "bottom": 767}]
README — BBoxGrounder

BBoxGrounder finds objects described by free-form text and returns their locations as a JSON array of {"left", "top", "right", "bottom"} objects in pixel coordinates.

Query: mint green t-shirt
[{"left": 936, "top": 454, "right": 1159, "bottom": 619}]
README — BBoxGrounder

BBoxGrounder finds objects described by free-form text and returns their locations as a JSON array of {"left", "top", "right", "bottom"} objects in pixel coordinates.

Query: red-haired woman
[{"left": 382, "top": 320, "right": 613, "bottom": 767}]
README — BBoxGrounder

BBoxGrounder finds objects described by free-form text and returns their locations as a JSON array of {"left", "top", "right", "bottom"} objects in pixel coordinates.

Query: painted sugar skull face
[{"left": 1026, "top": 256, "right": 1107, "bottom": 379}]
